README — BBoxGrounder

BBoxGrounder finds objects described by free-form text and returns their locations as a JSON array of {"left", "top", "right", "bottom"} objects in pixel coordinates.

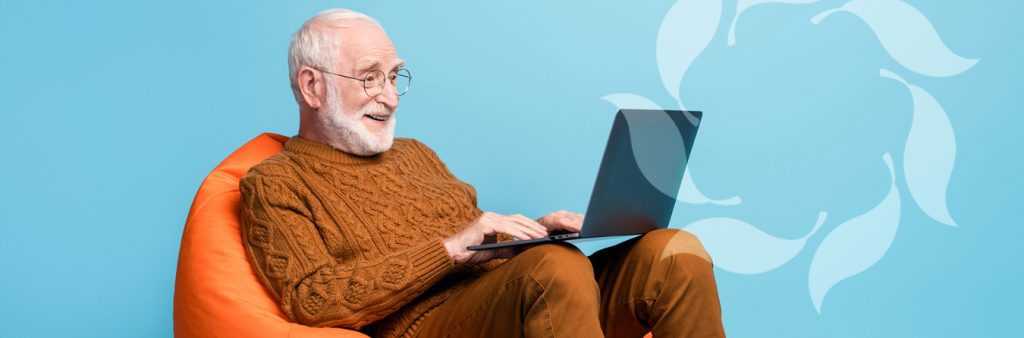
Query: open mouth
[{"left": 365, "top": 114, "right": 390, "bottom": 122}]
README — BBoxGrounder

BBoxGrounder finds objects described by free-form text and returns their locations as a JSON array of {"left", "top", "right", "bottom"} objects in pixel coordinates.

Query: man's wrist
[{"left": 443, "top": 237, "right": 462, "bottom": 261}]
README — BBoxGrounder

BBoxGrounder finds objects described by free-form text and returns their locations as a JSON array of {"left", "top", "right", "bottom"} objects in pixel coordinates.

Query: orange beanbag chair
[{"left": 174, "top": 133, "right": 367, "bottom": 338}]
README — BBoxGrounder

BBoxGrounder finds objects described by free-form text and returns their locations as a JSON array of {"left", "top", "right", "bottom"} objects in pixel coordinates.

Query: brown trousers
[{"left": 414, "top": 229, "right": 726, "bottom": 338}]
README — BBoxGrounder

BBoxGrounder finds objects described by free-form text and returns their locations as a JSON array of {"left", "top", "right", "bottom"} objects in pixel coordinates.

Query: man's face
[{"left": 320, "top": 20, "right": 404, "bottom": 155}]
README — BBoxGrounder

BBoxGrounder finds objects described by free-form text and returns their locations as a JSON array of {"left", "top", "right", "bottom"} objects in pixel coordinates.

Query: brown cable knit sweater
[{"left": 239, "top": 136, "right": 503, "bottom": 337}]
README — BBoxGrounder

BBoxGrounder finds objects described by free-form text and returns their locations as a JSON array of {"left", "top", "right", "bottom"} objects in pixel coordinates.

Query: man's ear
[{"left": 297, "top": 66, "right": 325, "bottom": 109}]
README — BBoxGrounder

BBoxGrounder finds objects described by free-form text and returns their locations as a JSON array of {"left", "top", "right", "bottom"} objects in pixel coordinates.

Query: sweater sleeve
[{"left": 239, "top": 172, "right": 455, "bottom": 329}]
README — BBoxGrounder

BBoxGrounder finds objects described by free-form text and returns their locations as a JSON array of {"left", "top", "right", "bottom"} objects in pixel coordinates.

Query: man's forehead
[
  {"left": 354, "top": 56, "right": 405, "bottom": 71},
  {"left": 328, "top": 24, "right": 402, "bottom": 70}
]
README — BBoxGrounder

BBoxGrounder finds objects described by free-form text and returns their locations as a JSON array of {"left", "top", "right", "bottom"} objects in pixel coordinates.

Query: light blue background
[{"left": 1, "top": 1, "right": 1020, "bottom": 337}]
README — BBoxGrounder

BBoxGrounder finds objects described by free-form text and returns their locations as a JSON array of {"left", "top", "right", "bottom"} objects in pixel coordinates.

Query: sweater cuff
[{"left": 409, "top": 239, "right": 455, "bottom": 285}]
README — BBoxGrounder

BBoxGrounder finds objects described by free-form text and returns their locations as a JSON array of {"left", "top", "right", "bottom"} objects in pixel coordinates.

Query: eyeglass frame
[{"left": 314, "top": 67, "right": 411, "bottom": 97}]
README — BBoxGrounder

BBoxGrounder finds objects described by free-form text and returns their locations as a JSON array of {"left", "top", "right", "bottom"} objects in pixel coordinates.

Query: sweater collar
[{"left": 284, "top": 136, "right": 391, "bottom": 165}]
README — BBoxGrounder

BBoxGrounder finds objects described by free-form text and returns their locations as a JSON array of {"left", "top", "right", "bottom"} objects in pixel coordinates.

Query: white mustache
[{"left": 358, "top": 103, "right": 394, "bottom": 117}]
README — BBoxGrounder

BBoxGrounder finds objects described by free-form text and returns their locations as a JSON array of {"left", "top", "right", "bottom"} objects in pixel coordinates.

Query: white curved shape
[
  {"left": 601, "top": 93, "right": 662, "bottom": 111},
  {"left": 808, "top": 153, "right": 901, "bottom": 313},
  {"left": 812, "top": 0, "right": 979, "bottom": 77},
  {"left": 602, "top": 93, "right": 741, "bottom": 206},
  {"left": 657, "top": 0, "right": 722, "bottom": 106},
  {"left": 680, "top": 171, "right": 742, "bottom": 205},
  {"left": 728, "top": 0, "right": 819, "bottom": 46},
  {"left": 880, "top": 69, "right": 958, "bottom": 226},
  {"left": 683, "top": 211, "right": 826, "bottom": 274}
]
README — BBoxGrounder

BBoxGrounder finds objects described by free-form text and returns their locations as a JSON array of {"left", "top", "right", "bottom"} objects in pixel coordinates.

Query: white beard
[{"left": 320, "top": 80, "right": 396, "bottom": 156}]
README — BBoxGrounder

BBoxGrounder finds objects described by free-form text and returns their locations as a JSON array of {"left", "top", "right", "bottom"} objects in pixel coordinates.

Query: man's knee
[
  {"left": 638, "top": 229, "right": 712, "bottom": 264},
  {"left": 632, "top": 229, "right": 718, "bottom": 299}
]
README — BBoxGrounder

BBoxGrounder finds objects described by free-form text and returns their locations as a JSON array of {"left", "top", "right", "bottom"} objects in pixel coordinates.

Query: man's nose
[{"left": 376, "top": 83, "right": 399, "bottom": 109}]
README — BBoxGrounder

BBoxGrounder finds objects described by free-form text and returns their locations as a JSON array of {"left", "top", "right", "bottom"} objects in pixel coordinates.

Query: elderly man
[{"left": 240, "top": 8, "right": 725, "bottom": 338}]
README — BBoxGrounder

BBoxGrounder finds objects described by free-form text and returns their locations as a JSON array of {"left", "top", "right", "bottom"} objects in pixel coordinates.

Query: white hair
[{"left": 287, "top": 9, "right": 383, "bottom": 104}]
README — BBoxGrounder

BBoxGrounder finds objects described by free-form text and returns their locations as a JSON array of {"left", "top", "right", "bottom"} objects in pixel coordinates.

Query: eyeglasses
[{"left": 316, "top": 67, "right": 411, "bottom": 97}]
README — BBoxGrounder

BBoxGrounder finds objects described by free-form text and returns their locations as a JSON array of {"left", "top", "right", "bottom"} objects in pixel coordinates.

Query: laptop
[{"left": 468, "top": 109, "right": 702, "bottom": 251}]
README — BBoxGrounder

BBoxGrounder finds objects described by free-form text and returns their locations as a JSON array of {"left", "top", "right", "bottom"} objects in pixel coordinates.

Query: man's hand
[
  {"left": 444, "top": 211, "right": 549, "bottom": 265},
  {"left": 536, "top": 210, "right": 584, "bottom": 234}
]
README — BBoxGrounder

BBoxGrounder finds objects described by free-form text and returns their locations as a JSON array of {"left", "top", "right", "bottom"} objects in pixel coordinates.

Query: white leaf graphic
[
  {"left": 812, "top": 0, "right": 978, "bottom": 77},
  {"left": 681, "top": 171, "right": 741, "bottom": 206},
  {"left": 601, "top": 93, "right": 662, "bottom": 111},
  {"left": 880, "top": 69, "right": 958, "bottom": 226},
  {"left": 683, "top": 211, "right": 826, "bottom": 274},
  {"left": 657, "top": 0, "right": 722, "bottom": 107},
  {"left": 727, "top": 0, "right": 819, "bottom": 46},
  {"left": 602, "top": 93, "right": 740, "bottom": 206},
  {"left": 808, "top": 153, "right": 901, "bottom": 313}
]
